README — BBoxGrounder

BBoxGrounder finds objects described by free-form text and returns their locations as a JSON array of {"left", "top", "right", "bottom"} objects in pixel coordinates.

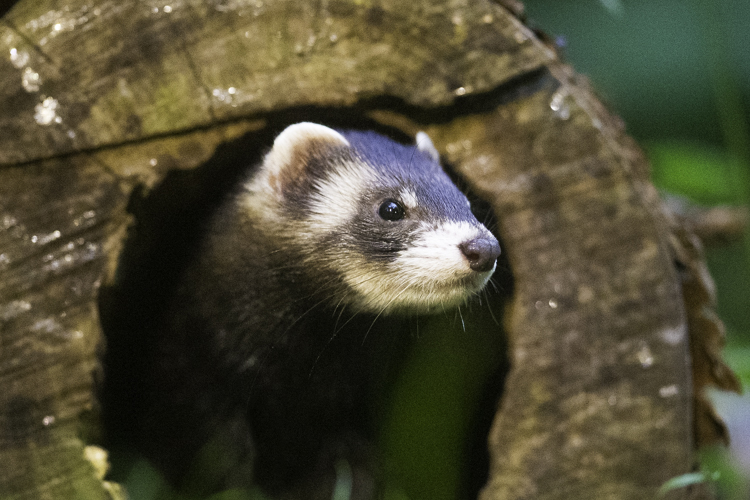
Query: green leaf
[
  {"left": 647, "top": 141, "right": 737, "bottom": 204},
  {"left": 657, "top": 472, "right": 710, "bottom": 496}
]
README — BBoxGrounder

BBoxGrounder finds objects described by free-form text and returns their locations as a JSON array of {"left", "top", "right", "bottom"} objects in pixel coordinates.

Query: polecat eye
[{"left": 378, "top": 200, "right": 405, "bottom": 221}]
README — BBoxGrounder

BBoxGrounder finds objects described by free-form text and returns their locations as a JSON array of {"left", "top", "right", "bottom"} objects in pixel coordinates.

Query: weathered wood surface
[
  {"left": 1, "top": 0, "right": 547, "bottom": 164},
  {"left": 0, "top": 0, "right": 731, "bottom": 498},
  {"left": 422, "top": 68, "right": 706, "bottom": 500}
]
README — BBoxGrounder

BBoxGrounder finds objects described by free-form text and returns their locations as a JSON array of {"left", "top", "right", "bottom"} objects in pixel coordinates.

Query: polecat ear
[
  {"left": 416, "top": 131, "right": 440, "bottom": 163},
  {"left": 263, "top": 123, "right": 350, "bottom": 184}
]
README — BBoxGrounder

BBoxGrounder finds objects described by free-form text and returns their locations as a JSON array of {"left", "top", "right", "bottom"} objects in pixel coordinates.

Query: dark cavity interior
[{"left": 97, "top": 110, "right": 513, "bottom": 499}]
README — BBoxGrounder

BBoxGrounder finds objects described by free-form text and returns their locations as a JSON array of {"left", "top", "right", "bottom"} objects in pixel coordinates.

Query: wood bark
[{"left": 0, "top": 0, "right": 735, "bottom": 498}]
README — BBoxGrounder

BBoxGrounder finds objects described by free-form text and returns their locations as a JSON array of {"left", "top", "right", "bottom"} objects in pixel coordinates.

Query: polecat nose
[{"left": 459, "top": 237, "right": 501, "bottom": 272}]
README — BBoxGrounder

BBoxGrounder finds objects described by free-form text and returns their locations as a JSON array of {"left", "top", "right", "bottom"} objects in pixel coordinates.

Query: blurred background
[
  {"left": 520, "top": 0, "right": 749, "bottom": 347},
  {"left": 521, "top": 0, "right": 750, "bottom": 495}
]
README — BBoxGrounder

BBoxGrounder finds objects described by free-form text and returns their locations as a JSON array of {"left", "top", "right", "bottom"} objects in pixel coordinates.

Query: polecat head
[{"left": 243, "top": 122, "right": 500, "bottom": 314}]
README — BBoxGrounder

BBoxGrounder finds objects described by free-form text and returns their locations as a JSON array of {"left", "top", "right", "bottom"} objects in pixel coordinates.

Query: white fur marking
[
  {"left": 342, "top": 220, "right": 496, "bottom": 313},
  {"left": 305, "top": 159, "right": 375, "bottom": 231},
  {"left": 398, "top": 221, "right": 484, "bottom": 275},
  {"left": 416, "top": 131, "right": 440, "bottom": 163},
  {"left": 241, "top": 123, "right": 352, "bottom": 222},
  {"left": 399, "top": 189, "right": 418, "bottom": 209},
  {"left": 264, "top": 122, "right": 349, "bottom": 177}
]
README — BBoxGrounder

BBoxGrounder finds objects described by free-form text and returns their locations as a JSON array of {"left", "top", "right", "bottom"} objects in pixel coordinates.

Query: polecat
[{"left": 120, "top": 123, "right": 500, "bottom": 497}]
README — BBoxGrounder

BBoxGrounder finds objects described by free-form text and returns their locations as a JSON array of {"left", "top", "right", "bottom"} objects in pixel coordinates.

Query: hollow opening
[{"left": 97, "top": 111, "right": 513, "bottom": 499}]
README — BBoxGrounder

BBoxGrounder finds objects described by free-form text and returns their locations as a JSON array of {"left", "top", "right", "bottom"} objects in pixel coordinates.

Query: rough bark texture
[
  {"left": 423, "top": 66, "right": 702, "bottom": 500},
  {"left": 0, "top": 0, "right": 732, "bottom": 499}
]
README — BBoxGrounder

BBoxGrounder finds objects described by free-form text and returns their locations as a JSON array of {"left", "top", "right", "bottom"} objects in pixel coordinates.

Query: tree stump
[{"left": 0, "top": 0, "right": 737, "bottom": 498}]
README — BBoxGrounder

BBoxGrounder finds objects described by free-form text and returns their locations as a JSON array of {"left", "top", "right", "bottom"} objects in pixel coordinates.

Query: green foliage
[
  {"left": 379, "top": 306, "right": 505, "bottom": 500},
  {"left": 525, "top": 0, "right": 750, "bottom": 495},
  {"left": 658, "top": 472, "right": 714, "bottom": 497},
  {"left": 113, "top": 457, "right": 271, "bottom": 500},
  {"left": 698, "top": 447, "right": 750, "bottom": 500},
  {"left": 723, "top": 343, "right": 750, "bottom": 388},
  {"left": 523, "top": 0, "right": 750, "bottom": 348},
  {"left": 647, "top": 141, "right": 737, "bottom": 205}
]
